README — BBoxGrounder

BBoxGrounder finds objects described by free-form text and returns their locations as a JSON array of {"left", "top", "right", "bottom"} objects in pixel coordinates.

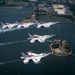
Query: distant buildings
[
  {"left": 39, "top": 0, "right": 75, "bottom": 4},
  {"left": 47, "top": 0, "right": 67, "bottom": 4},
  {"left": 2, "top": 0, "right": 75, "bottom": 4},
  {"left": 34, "top": 0, "right": 73, "bottom": 16},
  {"left": 68, "top": 0, "right": 75, "bottom": 4},
  {"left": 38, "top": 4, "right": 50, "bottom": 12},
  {"left": 52, "top": 4, "right": 66, "bottom": 15},
  {"left": 29, "top": 0, "right": 37, "bottom": 2},
  {"left": 52, "top": 4, "right": 73, "bottom": 16},
  {"left": 37, "top": 1, "right": 52, "bottom": 13}
]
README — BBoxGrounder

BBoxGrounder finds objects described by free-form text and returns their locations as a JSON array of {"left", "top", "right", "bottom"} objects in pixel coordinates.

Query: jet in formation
[
  {"left": 0, "top": 20, "right": 59, "bottom": 29},
  {"left": 21, "top": 51, "right": 51, "bottom": 64},
  {"left": 28, "top": 33, "right": 56, "bottom": 43},
  {"left": 16, "top": 21, "right": 35, "bottom": 28},
  {"left": 34, "top": 20, "right": 59, "bottom": 28},
  {"left": 1, "top": 22, "right": 18, "bottom": 29}
]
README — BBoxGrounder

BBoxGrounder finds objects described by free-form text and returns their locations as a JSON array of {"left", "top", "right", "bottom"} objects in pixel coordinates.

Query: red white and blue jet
[
  {"left": 1, "top": 22, "right": 18, "bottom": 29},
  {"left": 21, "top": 51, "right": 51, "bottom": 64},
  {"left": 28, "top": 33, "right": 56, "bottom": 43},
  {"left": 16, "top": 21, "right": 35, "bottom": 28},
  {"left": 35, "top": 20, "right": 59, "bottom": 28}
]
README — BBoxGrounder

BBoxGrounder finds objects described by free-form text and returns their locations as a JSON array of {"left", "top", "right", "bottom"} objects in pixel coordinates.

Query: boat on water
[{"left": 50, "top": 39, "right": 72, "bottom": 56}]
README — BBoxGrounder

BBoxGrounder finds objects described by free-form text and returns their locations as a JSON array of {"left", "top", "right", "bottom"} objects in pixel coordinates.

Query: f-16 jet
[
  {"left": 1, "top": 22, "right": 18, "bottom": 29},
  {"left": 28, "top": 33, "right": 56, "bottom": 43},
  {"left": 35, "top": 20, "right": 59, "bottom": 28},
  {"left": 16, "top": 21, "right": 35, "bottom": 28},
  {"left": 21, "top": 51, "right": 51, "bottom": 64}
]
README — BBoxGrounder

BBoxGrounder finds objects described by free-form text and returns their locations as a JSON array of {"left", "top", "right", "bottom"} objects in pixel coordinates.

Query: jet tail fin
[
  {"left": 34, "top": 20, "right": 40, "bottom": 25},
  {"left": 28, "top": 33, "right": 34, "bottom": 39},
  {"left": 0, "top": 22, "right": 7, "bottom": 26},
  {"left": 21, "top": 52, "right": 28, "bottom": 58},
  {"left": 16, "top": 20, "right": 21, "bottom": 25}
]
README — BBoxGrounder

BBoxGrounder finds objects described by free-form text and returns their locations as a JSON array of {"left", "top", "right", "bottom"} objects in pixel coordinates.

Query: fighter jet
[
  {"left": 1, "top": 22, "right": 18, "bottom": 29},
  {"left": 35, "top": 20, "right": 59, "bottom": 28},
  {"left": 16, "top": 21, "right": 35, "bottom": 28},
  {"left": 21, "top": 51, "right": 51, "bottom": 64},
  {"left": 28, "top": 33, "right": 56, "bottom": 43}
]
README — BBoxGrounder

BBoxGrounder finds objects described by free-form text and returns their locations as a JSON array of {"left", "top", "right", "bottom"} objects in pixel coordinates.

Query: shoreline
[
  {"left": 37, "top": 14, "right": 75, "bottom": 23},
  {"left": 0, "top": 6, "right": 22, "bottom": 9}
]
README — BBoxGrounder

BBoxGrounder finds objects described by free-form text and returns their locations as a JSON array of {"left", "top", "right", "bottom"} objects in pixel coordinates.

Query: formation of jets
[
  {"left": 0, "top": 21, "right": 35, "bottom": 29},
  {"left": 28, "top": 33, "right": 56, "bottom": 43},
  {"left": 20, "top": 33, "right": 56, "bottom": 64},
  {"left": 0, "top": 20, "right": 59, "bottom": 29},
  {"left": 0, "top": 20, "right": 58, "bottom": 64},
  {"left": 21, "top": 51, "right": 51, "bottom": 64}
]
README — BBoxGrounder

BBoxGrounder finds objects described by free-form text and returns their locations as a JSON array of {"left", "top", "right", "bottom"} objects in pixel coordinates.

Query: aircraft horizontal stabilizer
[{"left": 23, "top": 60, "right": 29, "bottom": 64}]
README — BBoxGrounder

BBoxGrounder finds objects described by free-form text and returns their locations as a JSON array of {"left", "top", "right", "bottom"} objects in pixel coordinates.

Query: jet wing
[
  {"left": 38, "top": 38, "right": 45, "bottom": 42},
  {"left": 32, "top": 57, "right": 41, "bottom": 64},
  {"left": 44, "top": 24, "right": 50, "bottom": 28}
]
